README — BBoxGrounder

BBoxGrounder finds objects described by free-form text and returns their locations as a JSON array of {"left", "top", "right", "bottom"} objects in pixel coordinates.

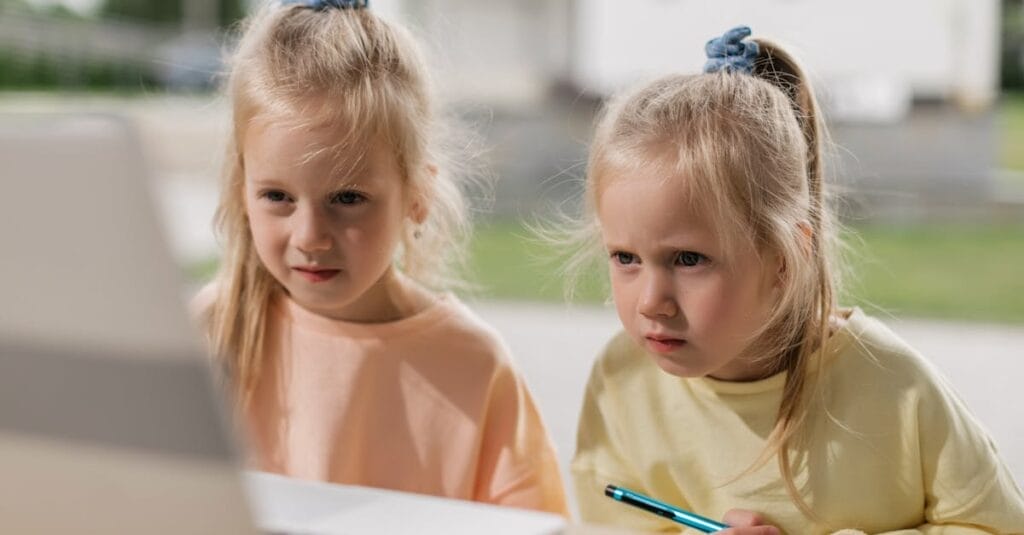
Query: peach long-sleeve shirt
[{"left": 242, "top": 292, "right": 567, "bottom": 515}]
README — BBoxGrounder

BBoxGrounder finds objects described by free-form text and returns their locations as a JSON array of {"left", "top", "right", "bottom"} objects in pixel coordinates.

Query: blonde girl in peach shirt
[{"left": 193, "top": 0, "right": 566, "bottom": 515}]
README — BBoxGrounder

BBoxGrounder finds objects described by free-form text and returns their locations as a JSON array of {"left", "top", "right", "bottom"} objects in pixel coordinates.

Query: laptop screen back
[{"left": 0, "top": 114, "right": 255, "bottom": 534}]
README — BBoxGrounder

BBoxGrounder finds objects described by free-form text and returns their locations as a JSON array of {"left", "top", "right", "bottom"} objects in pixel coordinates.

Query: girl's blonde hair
[
  {"left": 576, "top": 39, "right": 840, "bottom": 519},
  {"left": 204, "top": 2, "right": 470, "bottom": 406}
]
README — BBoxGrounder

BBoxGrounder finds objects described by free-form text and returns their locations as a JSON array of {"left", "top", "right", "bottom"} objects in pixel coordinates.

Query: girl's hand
[{"left": 718, "top": 508, "right": 781, "bottom": 535}]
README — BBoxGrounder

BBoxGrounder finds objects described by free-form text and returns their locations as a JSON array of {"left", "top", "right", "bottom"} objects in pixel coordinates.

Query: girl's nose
[
  {"left": 292, "top": 206, "right": 332, "bottom": 254},
  {"left": 637, "top": 270, "right": 679, "bottom": 319}
]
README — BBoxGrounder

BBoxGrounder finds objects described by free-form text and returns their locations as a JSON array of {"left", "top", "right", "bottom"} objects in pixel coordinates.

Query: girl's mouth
[
  {"left": 293, "top": 267, "right": 340, "bottom": 283},
  {"left": 645, "top": 335, "right": 687, "bottom": 354}
]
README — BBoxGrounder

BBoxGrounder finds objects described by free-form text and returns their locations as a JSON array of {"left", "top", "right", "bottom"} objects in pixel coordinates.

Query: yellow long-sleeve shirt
[{"left": 572, "top": 308, "right": 1024, "bottom": 533}]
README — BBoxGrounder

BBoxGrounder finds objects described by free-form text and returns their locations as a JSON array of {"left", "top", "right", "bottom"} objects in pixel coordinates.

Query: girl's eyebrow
[
  {"left": 325, "top": 162, "right": 374, "bottom": 190},
  {"left": 247, "top": 177, "right": 287, "bottom": 187},
  {"left": 327, "top": 177, "right": 371, "bottom": 191},
  {"left": 601, "top": 239, "right": 632, "bottom": 251},
  {"left": 605, "top": 236, "right": 710, "bottom": 250}
]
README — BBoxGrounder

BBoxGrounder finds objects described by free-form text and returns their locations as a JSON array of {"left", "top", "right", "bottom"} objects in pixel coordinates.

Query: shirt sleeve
[
  {"left": 911, "top": 368, "right": 1024, "bottom": 531},
  {"left": 840, "top": 365, "right": 1024, "bottom": 534},
  {"left": 472, "top": 360, "right": 569, "bottom": 516},
  {"left": 571, "top": 354, "right": 682, "bottom": 533}
]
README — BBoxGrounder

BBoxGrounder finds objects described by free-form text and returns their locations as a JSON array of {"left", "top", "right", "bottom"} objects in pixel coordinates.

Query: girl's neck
[
  {"left": 369, "top": 269, "right": 436, "bottom": 322},
  {"left": 709, "top": 310, "right": 852, "bottom": 383}
]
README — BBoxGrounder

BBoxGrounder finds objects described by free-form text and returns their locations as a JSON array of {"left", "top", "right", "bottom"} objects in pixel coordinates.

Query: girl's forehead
[
  {"left": 595, "top": 140, "right": 743, "bottom": 216},
  {"left": 247, "top": 112, "right": 370, "bottom": 150},
  {"left": 596, "top": 155, "right": 701, "bottom": 210},
  {"left": 598, "top": 171, "right": 709, "bottom": 230},
  {"left": 247, "top": 112, "right": 381, "bottom": 158},
  {"left": 594, "top": 156, "right": 755, "bottom": 258},
  {"left": 242, "top": 116, "right": 402, "bottom": 189}
]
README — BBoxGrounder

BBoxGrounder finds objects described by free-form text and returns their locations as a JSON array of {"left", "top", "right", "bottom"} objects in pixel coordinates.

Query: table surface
[{"left": 245, "top": 471, "right": 570, "bottom": 535}]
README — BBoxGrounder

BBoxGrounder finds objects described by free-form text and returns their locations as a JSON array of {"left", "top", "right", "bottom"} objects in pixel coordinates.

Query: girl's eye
[
  {"left": 676, "top": 251, "right": 707, "bottom": 267},
  {"left": 331, "top": 190, "right": 367, "bottom": 205},
  {"left": 612, "top": 252, "right": 637, "bottom": 265},
  {"left": 263, "top": 190, "right": 290, "bottom": 203},
  {"left": 329, "top": 188, "right": 366, "bottom": 202}
]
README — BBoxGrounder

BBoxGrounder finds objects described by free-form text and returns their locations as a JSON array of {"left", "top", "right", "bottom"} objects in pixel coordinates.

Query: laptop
[
  {"left": 0, "top": 113, "right": 257, "bottom": 533},
  {"left": 0, "top": 113, "right": 568, "bottom": 535}
]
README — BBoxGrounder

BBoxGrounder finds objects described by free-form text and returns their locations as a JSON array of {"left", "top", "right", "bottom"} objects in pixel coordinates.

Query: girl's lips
[
  {"left": 293, "top": 267, "right": 340, "bottom": 283},
  {"left": 645, "top": 335, "right": 687, "bottom": 354}
]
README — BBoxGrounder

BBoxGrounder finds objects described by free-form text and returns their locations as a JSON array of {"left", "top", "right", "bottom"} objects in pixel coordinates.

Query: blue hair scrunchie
[
  {"left": 703, "top": 26, "right": 759, "bottom": 75},
  {"left": 281, "top": 0, "right": 368, "bottom": 11}
]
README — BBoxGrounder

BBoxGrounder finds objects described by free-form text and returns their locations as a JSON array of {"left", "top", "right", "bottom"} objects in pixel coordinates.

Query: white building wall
[
  {"left": 570, "top": 0, "right": 1000, "bottom": 112},
  {"left": 378, "top": 0, "right": 570, "bottom": 107},
  {"left": 949, "top": 0, "right": 1002, "bottom": 109},
  {"left": 335, "top": 0, "right": 1001, "bottom": 113}
]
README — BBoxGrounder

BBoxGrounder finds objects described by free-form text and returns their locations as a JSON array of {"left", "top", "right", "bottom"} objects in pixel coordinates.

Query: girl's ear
[
  {"left": 774, "top": 221, "right": 814, "bottom": 287},
  {"left": 409, "top": 199, "right": 428, "bottom": 225},
  {"left": 407, "top": 164, "right": 436, "bottom": 225},
  {"left": 797, "top": 220, "right": 814, "bottom": 256},
  {"left": 773, "top": 250, "right": 787, "bottom": 289}
]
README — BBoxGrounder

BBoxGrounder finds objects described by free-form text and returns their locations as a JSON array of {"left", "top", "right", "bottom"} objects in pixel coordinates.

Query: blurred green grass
[
  {"left": 463, "top": 221, "right": 1024, "bottom": 324},
  {"left": 188, "top": 221, "right": 1024, "bottom": 324},
  {"left": 186, "top": 93, "right": 1024, "bottom": 322},
  {"left": 842, "top": 225, "right": 1024, "bottom": 323},
  {"left": 1001, "top": 91, "right": 1024, "bottom": 172},
  {"left": 464, "top": 222, "right": 607, "bottom": 303}
]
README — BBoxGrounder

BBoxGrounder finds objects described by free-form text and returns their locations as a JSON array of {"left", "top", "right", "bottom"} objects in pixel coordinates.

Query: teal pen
[{"left": 605, "top": 484, "right": 728, "bottom": 533}]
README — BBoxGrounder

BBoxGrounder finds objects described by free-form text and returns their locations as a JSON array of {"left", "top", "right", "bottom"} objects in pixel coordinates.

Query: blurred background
[
  {"left": 2, "top": 0, "right": 1021, "bottom": 321},
  {"left": 2, "top": 0, "right": 1022, "bottom": 501}
]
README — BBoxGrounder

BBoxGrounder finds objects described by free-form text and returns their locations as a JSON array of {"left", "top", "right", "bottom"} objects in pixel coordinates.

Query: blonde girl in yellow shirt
[
  {"left": 569, "top": 26, "right": 1024, "bottom": 533},
  {"left": 193, "top": 0, "right": 566, "bottom": 514}
]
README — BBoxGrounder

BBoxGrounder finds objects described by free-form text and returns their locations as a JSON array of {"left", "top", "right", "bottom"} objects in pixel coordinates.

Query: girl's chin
[
  {"left": 287, "top": 288, "right": 355, "bottom": 312},
  {"left": 651, "top": 354, "right": 705, "bottom": 378}
]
